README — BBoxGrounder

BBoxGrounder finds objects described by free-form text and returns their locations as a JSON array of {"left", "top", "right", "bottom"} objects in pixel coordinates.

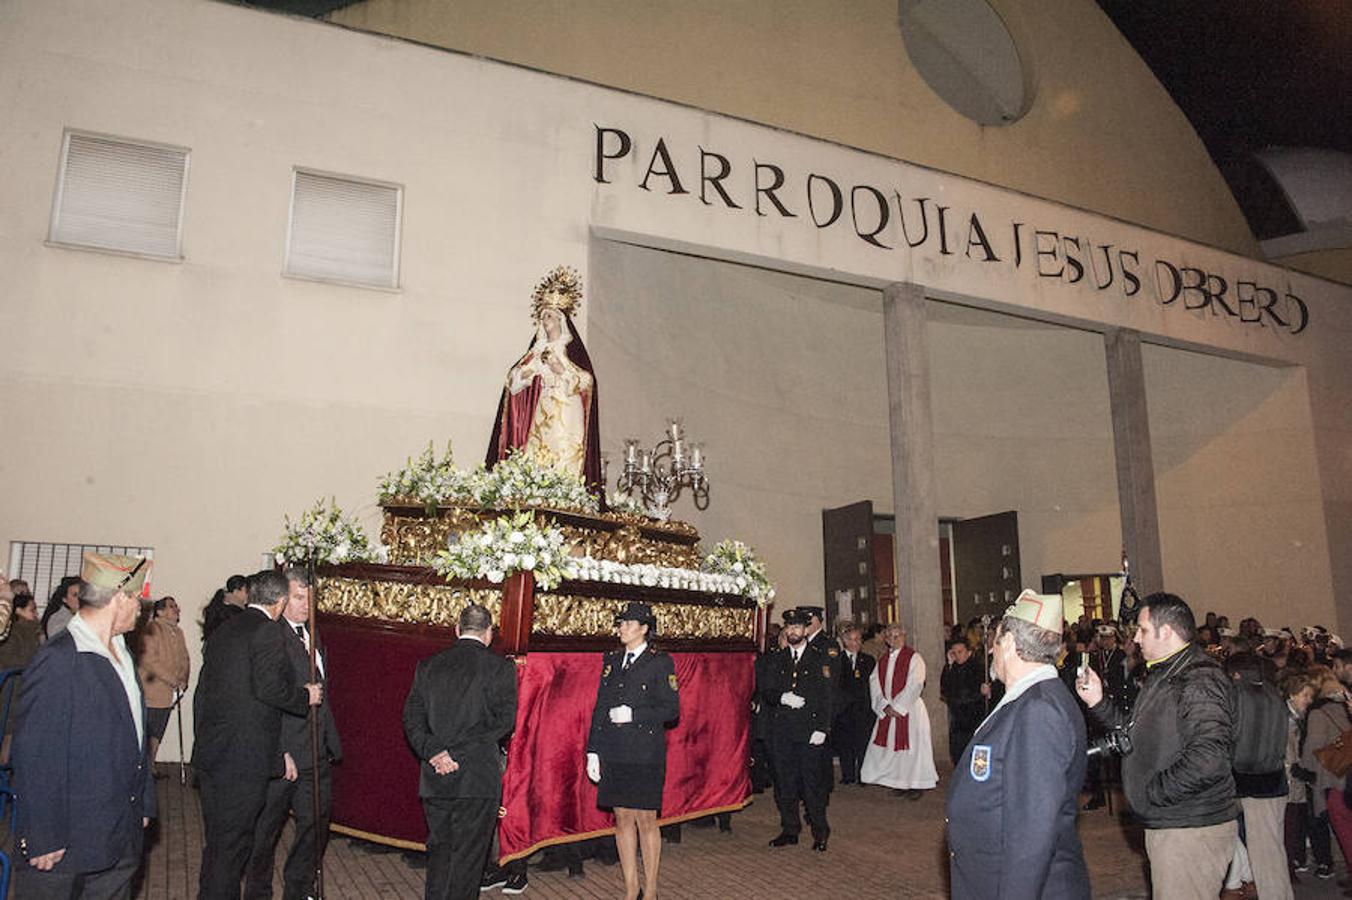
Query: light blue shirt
[{"left": 67, "top": 612, "right": 144, "bottom": 747}]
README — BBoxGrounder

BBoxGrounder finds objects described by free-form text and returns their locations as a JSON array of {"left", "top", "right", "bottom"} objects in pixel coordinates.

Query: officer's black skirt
[{"left": 597, "top": 758, "right": 665, "bottom": 811}]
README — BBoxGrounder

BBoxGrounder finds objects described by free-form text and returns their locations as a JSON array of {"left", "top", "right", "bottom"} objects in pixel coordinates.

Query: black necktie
[
  {"left": 623, "top": 652, "right": 634, "bottom": 670},
  {"left": 294, "top": 624, "right": 306, "bottom": 640}
]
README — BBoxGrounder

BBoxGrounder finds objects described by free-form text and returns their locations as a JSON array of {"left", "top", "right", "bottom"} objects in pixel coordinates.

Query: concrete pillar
[
  {"left": 882, "top": 282, "right": 946, "bottom": 748},
  {"left": 1104, "top": 328, "right": 1165, "bottom": 597}
]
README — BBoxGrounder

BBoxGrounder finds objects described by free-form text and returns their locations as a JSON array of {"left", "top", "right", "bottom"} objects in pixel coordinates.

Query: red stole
[{"left": 873, "top": 645, "right": 914, "bottom": 751}]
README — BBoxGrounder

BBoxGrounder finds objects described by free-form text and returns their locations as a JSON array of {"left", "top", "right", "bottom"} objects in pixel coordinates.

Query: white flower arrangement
[
  {"left": 275, "top": 498, "right": 388, "bottom": 566},
  {"left": 378, "top": 441, "right": 471, "bottom": 513},
  {"left": 470, "top": 450, "right": 598, "bottom": 512},
  {"left": 378, "top": 445, "right": 598, "bottom": 514},
  {"left": 434, "top": 510, "right": 571, "bottom": 590},
  {"left": 605, "top": 490, "right": 649, "bottom": 518},
  {"left": 558, "top": 548, "right": 774, "bottom": 607},
  {"left": 702, "top": 540, "right": 775, "bottom": 606}
]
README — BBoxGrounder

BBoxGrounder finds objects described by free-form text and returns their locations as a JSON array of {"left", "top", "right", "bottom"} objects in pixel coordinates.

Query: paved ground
[{"left": 7, "top": 766, "right": 1349, "bottom": 898}]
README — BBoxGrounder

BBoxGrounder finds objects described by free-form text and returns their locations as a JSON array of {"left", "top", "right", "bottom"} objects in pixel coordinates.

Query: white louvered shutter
[
  {"left": 50, "top": 133, "right": 189, "bottom": 259},
  {"left": 285, "top": 171, "right": 401, "bottom": 289}
]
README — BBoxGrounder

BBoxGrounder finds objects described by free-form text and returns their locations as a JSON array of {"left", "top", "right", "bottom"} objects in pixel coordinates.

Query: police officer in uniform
[
  {"left": 586, "top": 602, "right": 679, "bottom": 900},
  {"left": 946, "top": 590, "right": 1089, "bottom": 899},
  {"left": 799, "top": 606, "right": 841, "bottom": 793},
  {"left": 760, "top": 609, "right": 835, "bottom": 852}
]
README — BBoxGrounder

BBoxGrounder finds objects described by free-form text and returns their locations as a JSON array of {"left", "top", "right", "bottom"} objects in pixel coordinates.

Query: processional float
[{"left": 288, "top": 268, "right": 769, "bottom": 862}]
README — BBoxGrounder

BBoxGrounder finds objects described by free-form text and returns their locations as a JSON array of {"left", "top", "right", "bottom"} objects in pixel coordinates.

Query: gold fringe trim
[{"left": 330, "top": 823, "right": 426, "bottom": 851}]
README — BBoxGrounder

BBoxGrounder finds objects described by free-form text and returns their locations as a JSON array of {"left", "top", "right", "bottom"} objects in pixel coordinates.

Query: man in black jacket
[
  {"left": 759, "top": 608, "right": 834, "bottom": 852},
  {"left": 403, "top": 603, "right": 518, "bottom": 900},
  {"left": 833, "top": 625, "right": 875, "bottom": 784},
  {"left": 940, "top": 638, "right": 986, "bottom": 766},
  {"left": 244, "top": 567, "right": 343, "bottom": 900},
  {"left": 194, "top": 570, "right": 322, "bottom": 900},
  {"left": 1079, "top": 592, "right": 1238, "bottom": 899}
]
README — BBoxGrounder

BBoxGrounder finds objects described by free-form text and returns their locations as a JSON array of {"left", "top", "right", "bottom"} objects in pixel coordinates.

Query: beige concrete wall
[
  {"left": 330, "top": 0, "right": 1260, "bottom": 257},
  {"left": 1271, "top": 249, "right": 1352, "bottom": 286},
  {"left": 1144, "top": 346, "right": 1336, "bottom": 627}
]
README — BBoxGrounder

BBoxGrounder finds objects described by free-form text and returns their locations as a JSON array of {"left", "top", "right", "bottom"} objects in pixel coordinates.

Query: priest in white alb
[{"left": 860, "top": 622, "right": 938, "bottom": 798}]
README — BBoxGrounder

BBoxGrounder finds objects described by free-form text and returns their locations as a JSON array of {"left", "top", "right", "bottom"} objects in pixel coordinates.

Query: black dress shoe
[
  {"left": 812, "top": 839, "right": 828, "bottom": 852},
  {"left": 566, "top": 861, "right": 584, "bottom": 879},
  {"left": 717, "top": 814, "right": 733, "bottom": 833},
  {"left": 769, "top": 832, "right": 799, "bottom": 847}
]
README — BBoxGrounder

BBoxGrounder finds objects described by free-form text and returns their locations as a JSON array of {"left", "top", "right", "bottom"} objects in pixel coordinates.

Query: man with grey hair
[
  {"left": 12, "top": 552, "right": 157, "bottom": 898},
  {"left": 946, "top": 589, "right": 1090, "bottom": 899},
  {"left": 404, "top": 603, "right": 518, "bottom": 899}
]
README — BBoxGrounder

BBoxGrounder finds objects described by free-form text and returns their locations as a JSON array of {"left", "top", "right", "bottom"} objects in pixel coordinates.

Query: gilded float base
[{"left": 317, "top": 576, "right": 500, "bottom": 629}]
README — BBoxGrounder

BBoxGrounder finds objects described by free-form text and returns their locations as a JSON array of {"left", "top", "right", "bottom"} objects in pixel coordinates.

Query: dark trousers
[
  {"left": 750, "top": 736, "right": 774, "bottom": 790},
  {"left": 15, "top": 853, "right": 139, "bottom": 900},
  {"left": 833, "top": 711, "right": 871, "bottom": 784},
  {"left": 422, "top": 796, "right": 499, "bottom": 900},
  {"left": 244, "top": 763, "right": 332, "bottom": 900},
  {"left": 771, "top": 738, "right": 829, "bottom": 840},
  {"left": 199, "top": 771, "right": 270, "bottom": 900}
]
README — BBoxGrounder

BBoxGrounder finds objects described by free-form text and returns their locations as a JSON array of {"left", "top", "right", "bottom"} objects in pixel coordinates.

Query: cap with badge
[
  {"left": 81, "top": 551, "right": 152, "bottom": 599},
  {"left": 782, "top": 608, "right": 809, "bottom": 626},
  {"left": 795, "top": 606, "right": 825, "bottom": 623},
  {"left": 1003, "top": 588, "right": 1063, "bottom": 634},
  {"left": 613, "top": 601, "right": 658, "bottom": 635}
]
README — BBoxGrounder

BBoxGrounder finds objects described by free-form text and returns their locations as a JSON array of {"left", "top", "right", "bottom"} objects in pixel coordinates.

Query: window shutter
[
  {"left": 50, "top": 132, "right": 189, "bottom": 259},
  {"left": 285, "top": 171, "right": 401, "bottom": 289}
]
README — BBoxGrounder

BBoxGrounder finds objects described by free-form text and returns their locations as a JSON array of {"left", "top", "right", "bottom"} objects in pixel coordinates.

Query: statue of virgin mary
[{"left": 486, "top": 266, "right": 604, "bottom": 500}]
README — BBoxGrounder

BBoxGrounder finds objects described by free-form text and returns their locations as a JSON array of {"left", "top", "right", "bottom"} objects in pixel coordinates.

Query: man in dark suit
[
  {"left": 403, "top": 603, "right": 518, "bottom": 900},
  {"left": 946, "top": 590, "right": 1089, "bottom": 899},
  {"left": 12, "top": 552, "right": 157, "bottom": 899},
  {"left": 832, "top": 625, "right": 875, "bottom": 785},
  {"left": 759, "top": 608, "right": 835, "bottom": 852},
  {"left": 245, "top": 567, "right": 342, "bottom": 900},
  {"left": 940, "top": 638, "right": 987, "bottom": 765},
  {"left": 194, "top": 570, "right": 322, "bottom": 900},
  {"left": 798, "top": 606, "right": 841, "bottom": 795}
]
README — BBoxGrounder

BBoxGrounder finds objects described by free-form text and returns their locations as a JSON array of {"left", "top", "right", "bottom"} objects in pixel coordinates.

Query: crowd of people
[{"left": 7, "top": 558, "right": 1352, "bottom": 899}]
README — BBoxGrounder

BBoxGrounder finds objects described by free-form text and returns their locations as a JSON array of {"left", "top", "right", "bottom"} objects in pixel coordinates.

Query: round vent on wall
[{"left": 898, "top": 0, "right": 1030, "bottom": 126}]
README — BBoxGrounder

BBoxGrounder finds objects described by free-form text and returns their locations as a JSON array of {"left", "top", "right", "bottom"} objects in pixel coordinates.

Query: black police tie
[
  {"left": 295, "top": 624, "right": 306, "bottom": 640},
  {"left": 623, "top": 652, "right": 634, "bottom": 670}
]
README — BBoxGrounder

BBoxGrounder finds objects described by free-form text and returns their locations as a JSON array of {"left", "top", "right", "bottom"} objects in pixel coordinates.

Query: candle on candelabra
[
  {"left": 668, "top": 418, "right": 683, "bottom": 442},
  {"left": 690, "top": 443, "right": 703, "bottom": 470},
  {"left": 640, "top": 450, "right": 652, "bottom": 473},
  {"left": 672, "top": 436, "right": 685, "bottom": 464},
  {"left": 625, "top": 439, "right": 639, "bottom": 465}
]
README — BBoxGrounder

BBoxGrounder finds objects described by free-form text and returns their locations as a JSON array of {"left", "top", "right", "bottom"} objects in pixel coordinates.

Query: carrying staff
[{"left": 586, "top": 602, "right": 680, "bottom": 900}]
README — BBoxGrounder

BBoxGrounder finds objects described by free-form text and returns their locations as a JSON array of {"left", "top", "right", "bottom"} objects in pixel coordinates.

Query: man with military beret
[
  {"left": 759, "top": 609, "right": 835, "bottom": 852},
  {"left": 12, "top": 552, "right": 157, "bottom": 898},
  {"left": 946, "top": 589, "right": 1090, "bottom": 899}
]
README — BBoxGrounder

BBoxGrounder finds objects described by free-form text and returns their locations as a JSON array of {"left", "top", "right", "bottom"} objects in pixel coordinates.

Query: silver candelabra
[{"left": 607, "top": 419, "right": 709, "bottom": 518}]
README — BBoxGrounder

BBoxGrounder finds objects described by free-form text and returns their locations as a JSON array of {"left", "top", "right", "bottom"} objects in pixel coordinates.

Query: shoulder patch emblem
[
  {"left": 822, "top": 665, "right": 832, "bottom": 678},
  {"left": 827, "top": 647, "right": 839, "bottom": 657},
  {"left": 602, "top": 664, "right": 612, "bottom": 678},
  {"left": 668, "top": 674, "right": 679, "bottom": 691},
  {"left": 970, "top": 744, "right": 992, "bottom": 782}
]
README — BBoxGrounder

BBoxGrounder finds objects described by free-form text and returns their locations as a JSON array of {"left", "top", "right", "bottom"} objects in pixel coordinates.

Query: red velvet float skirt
[{"left": 321, "top": 617, "right": 753, "bottom": 862}]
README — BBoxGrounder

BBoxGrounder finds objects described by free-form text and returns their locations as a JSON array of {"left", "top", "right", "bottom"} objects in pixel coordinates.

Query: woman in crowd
[
  {"left": 1282, "top": 671, "right": 1319, "bottom": 880},
  {"left": 1299, "top": 666, "right": 1347, "bottom": 879},
  {"left": 39, "top": 574, "right": 81, "bottom": 639},
  {"left": 586, "top": 602, "right": 680, "bottom": 900},
  {"left": 137, "top": 596, "right": 191, "bottom": 767}
]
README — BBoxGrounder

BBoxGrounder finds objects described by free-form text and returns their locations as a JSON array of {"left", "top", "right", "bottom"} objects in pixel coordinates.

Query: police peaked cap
[
  {"left": 795, "top": 606, "right": 825, "bottom": 622},
  {"left": 615, "top": 601, "right": 658, "bottom": 634},
  {"left": 782, "top": 608, "right": 809, "bottom": 626}
]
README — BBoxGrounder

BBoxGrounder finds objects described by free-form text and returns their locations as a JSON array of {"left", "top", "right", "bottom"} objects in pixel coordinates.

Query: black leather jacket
[{"left": 1091, "top": 643, "right": 1237, "bottom": 829}]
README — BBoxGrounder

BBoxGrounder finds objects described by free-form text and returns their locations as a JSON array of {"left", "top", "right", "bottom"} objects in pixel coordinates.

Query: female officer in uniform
[{"left": 586, "top": 602, "right": 680, "bottom": 900}]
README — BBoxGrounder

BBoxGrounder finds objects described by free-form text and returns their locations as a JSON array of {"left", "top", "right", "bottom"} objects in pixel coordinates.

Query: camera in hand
[{"left": 1087, "top": 728, "right": 1133, "bottom": 759}]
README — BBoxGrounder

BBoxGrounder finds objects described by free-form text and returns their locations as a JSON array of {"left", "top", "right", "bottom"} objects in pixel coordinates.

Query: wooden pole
[{"left": 307, "top": 556, "right": 325, "bottom": 900}]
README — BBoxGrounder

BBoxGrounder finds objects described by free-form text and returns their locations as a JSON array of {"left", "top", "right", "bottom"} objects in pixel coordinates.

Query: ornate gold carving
[
  {"left": 317, "top": 576, "right": 500, "bottom": 628},
  {"left": 533, "top": 593, "right": 754, "bottom": 641},
  {"left": 381, "top": 506, "right": 480, "bottom": 566}
]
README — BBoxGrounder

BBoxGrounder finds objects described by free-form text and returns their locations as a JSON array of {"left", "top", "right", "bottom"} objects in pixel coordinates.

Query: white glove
[
  {"left": 779, "top": 692, "right": 806, "bottom": 709},
  {"left": 586, "top": 752, "right": 601, "bottom": 783},
  {"left": 608, "top": 704, "right": 634, "bottom": 724},
  {"left": 808, "top": 731, "right": 826, "bottom": 746}
]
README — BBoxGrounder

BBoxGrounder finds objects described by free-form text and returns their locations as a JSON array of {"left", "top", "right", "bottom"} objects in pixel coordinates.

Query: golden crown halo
[{"left": 530, "top": 266, "right": 583, "bottom": 320}]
